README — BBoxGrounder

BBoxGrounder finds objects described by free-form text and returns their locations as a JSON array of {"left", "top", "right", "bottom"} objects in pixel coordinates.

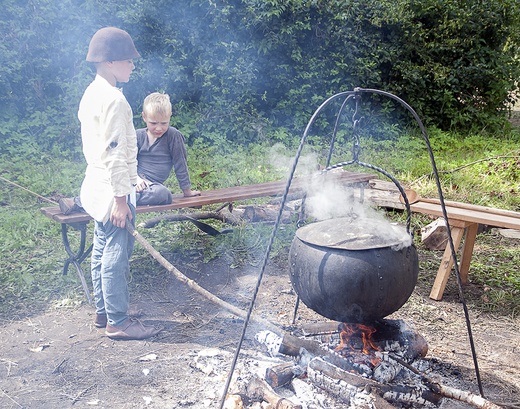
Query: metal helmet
[{"left": 86, "top": 27, "right": 140, "bottom": 63}]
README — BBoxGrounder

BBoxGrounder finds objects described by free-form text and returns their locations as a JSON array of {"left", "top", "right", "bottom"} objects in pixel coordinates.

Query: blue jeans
[
  {"left": 136, "top": 182, "right": 172, "bottom": 206},
  {"left": 91, "top": 204, "right": 136, "bottom": 327}
]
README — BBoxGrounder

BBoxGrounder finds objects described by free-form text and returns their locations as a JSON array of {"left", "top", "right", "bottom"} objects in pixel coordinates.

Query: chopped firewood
[
  {"left": 223, "top": 394, "right": 244, "bottom": 409},
  {"left": 265, "top": 362, "right": 298, "bottom": 388},
  {"left": 242, "top": 204, "right": 293, "bottom": 223},
  {"left": 420, "top": 218, "right": 449, "bottom": 250},
  {"left": 307, "top": 357, "right": 441, "bottom": 407},
  {"left": 245, "top": 376, "right": 302, "bottom": 409}
]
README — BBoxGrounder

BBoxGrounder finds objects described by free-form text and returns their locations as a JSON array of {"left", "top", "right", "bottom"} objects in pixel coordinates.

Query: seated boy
[{"left": 59, "top": 92, "right": 200, "bottom": 214}]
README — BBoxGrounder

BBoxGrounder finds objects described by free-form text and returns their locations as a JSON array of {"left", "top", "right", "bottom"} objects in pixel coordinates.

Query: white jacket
[{"left": 79, "top": 75, "right": 137, "bottom": 223}]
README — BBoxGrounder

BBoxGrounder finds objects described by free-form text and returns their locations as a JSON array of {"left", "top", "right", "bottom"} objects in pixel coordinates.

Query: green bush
[{"left": 1, "top": 0, "right": 519, "bottom": 154}]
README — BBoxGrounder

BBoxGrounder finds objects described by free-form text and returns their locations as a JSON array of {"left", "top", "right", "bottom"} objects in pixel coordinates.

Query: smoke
[
  {"left": 267, "top": 143, "right": 319, "bottom": 178},
  {"left": 267, "top": 143, "right": 412, "bottom": 250}
]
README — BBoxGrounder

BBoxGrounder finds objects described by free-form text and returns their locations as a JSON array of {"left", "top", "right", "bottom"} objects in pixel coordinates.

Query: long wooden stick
[
  {"left": 388, "top": 354, "right": 502, "bottom": 409},
  {"left": 126, "top": 223, "right": 282, "bottom": 335}
]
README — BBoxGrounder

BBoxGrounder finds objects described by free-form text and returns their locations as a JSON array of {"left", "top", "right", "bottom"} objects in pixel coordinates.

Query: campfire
[
  {"left": 218, "top": 318, "right": 500, "bottom": 409},
  {"left": 245, "top": 319, "right": 437, "bottom": 408}
]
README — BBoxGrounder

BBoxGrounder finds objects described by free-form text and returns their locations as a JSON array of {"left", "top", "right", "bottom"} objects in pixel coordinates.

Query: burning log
[
  {"left": 256, "top": 328, "right": 502, "bottom": 409},
  {"left": 301, "top": 319, "right": 428, "bottom": 363},
  {"left": 307, "top": 357, "right": 442, "bottom": 407},
  {"left": 278, "top": 332, "right": 373, "bottom": 376},
  {"left": 245, "top": 376, "right": 302, "bottom": 409}
]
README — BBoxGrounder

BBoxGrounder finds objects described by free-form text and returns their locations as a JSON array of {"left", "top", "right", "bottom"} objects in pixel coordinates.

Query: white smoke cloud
[{"left": 266, "top": 144, "right": 412, "bottom": 249}]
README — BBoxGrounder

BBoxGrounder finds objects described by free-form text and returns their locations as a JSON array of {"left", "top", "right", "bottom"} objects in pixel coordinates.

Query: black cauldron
[{"left": 289, "top": 217, "right": 419, "bottom": 323}]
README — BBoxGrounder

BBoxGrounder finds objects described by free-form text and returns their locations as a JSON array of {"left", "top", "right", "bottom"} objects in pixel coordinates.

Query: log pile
[{"left": 240, "top": 321, "right": 502, "bottom": 409}]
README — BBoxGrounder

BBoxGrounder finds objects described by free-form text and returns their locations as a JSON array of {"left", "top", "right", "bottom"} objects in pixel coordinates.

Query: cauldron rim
[{"left": 295, "top": 217, "right": 412, "bottom": 251}]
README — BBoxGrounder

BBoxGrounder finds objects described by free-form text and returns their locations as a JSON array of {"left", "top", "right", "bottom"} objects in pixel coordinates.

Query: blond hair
[{"left": 142, "top": 92, "right": 172, "bottom": 117}]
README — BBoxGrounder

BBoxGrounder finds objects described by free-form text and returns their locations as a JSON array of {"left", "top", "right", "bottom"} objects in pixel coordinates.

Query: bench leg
[
  {"left": 429, "top": 226, "right": 465, "bottom": 300},
  {"left": 458, "top": 223, "right": 479, "bottom": 285},
  {"left": 61, "top": 223, "right": 93, "bottom": 305}
]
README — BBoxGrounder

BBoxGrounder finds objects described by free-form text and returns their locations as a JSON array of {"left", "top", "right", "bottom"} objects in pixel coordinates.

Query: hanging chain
[{"left": 351, "top": 90, "right": 363, "bottom": 163}]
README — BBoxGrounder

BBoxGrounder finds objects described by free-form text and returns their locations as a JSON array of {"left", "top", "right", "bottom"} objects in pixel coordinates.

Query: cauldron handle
[{"left": 321, "top": 163, "right": 415, "bottom": 237}]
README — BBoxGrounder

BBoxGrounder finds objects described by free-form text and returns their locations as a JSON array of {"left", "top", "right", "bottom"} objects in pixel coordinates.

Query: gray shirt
[{"left": 136, "top": 127, "right": 191, "bottom": 191}]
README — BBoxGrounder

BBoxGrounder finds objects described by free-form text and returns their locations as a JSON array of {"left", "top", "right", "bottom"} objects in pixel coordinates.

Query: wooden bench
[
  {"left": 408, "top": 199, "right": 520, "bottom": 300},
  {"left": 41, "top": 171, "right": 374, "bottom": 304},
  {"left": 364, "top": 181, "right": 520, "bottom": 300}
]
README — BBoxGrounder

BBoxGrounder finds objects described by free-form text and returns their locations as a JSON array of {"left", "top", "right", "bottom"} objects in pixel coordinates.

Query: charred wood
[
  {"left": 307, "top": 357, "right": 442, "bottom": 407},
  {"left": 426, "top": 383, "right": 502, "bottom": 409},
  {"left": 279, "top": 333, "right": 373, "bottom": 376},
  {"left": 301, "top": 321, "right": 339, "bottom": 336},
  {"left": 266, "top": 362, "right": 299, "bottom": 388},
  {"left": 245, "top": 376, "right": 302, "bottom": 409},
  {"left": 301, "top": 319, "right": 428, "bottom": 363},
  {"left": 388, "top": 354, "right": 502, "bottom": 409}
]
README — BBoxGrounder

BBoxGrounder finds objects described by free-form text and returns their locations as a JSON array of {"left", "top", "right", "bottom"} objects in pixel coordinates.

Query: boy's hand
[
  {"left": 111, "top": 196, "right": 132, "bottom": 228},
  {"left": 134, "top": 176, "right": 149, "bottom": 192}
]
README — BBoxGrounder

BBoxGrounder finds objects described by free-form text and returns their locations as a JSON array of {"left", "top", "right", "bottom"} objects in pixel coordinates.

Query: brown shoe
[
  {"left": 94, "top": 313, "right": 108, "bottom": 328},
  {"left": 94, "top": 310, "right": 143, "bottom": 328},
  {"left": 105, "top": 318, "right": 161, "bottom": 340}
]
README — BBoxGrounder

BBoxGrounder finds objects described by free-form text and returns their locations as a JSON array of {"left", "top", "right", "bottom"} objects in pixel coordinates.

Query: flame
[{"left": 334, "top": 322, "right": 381, "bottom": 367}]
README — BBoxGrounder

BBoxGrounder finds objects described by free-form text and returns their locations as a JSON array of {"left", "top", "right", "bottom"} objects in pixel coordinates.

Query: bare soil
[{"left": 0, "top": 226, "right": 519, "bottom": 409}]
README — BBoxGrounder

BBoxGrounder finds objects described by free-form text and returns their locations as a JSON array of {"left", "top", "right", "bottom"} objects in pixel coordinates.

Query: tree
[{"left": 1, "top": 0, "right": 519, "bottom": 156}]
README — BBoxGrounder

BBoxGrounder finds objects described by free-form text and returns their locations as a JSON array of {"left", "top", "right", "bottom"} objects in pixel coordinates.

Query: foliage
[
  {"left": 1, "top": 0, "right": 520, "bottom": 155},
  {"left": 386, "top": 0, "right": 520, "bottom": 130}
]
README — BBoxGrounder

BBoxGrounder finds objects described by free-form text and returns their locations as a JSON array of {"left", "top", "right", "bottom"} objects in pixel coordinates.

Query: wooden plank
[
  {"left": 418, "top": 197, "right": 520, "bottom": 220},
  {"left": 41, "top": 171, "right": 374, "bottom": 224},
  {"left": 410, "top": 201, "right": 520, "bottom": 230}
]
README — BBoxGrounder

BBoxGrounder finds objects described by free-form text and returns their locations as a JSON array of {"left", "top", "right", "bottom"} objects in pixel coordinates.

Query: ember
[{"left": 334, "top": 322, "right": 381, "bottom": 367}]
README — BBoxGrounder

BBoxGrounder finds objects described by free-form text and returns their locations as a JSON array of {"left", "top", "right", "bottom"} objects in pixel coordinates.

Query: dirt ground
[{"left": 0, "top": 226, "right": 519, "bottom": 409}]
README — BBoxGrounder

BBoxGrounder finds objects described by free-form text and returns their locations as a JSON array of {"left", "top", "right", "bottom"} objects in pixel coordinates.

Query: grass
[{"left": 0, "top": 126, "right": 519, "bottom": 318}]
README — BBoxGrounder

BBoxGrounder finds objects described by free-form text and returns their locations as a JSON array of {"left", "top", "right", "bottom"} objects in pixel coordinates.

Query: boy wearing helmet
[{"left": 78, "top": 27, "right": 160, "bottom": 340}]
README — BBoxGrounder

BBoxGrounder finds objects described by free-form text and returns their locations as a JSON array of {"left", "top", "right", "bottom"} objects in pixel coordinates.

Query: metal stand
[{"left": 61, "top": 222, "right": 93, "bottom": 305}]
